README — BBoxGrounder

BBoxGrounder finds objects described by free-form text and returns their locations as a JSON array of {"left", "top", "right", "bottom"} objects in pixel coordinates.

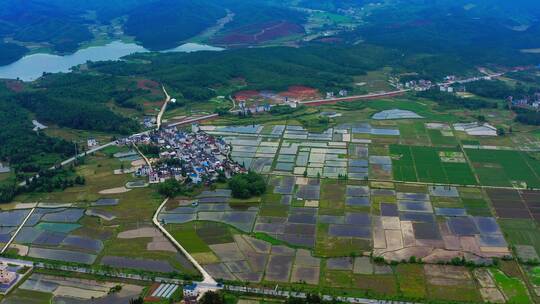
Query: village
[
  {"left": 118, "top": 125, "right": 245, "bottom": 185},
  {"left": 508, "top": 93, "right": 540, "bottom": 111}
]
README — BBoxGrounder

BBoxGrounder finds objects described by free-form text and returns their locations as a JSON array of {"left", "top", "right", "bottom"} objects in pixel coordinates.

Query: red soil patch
[
  {"left": 279, "top": 86, "right": 320, "bottom": 100},
  {"left": 234, "top": 90, "right": 260, "bottom": 102},
  {"left": 216, "top": 21, "right": 304, "bottom": 45},
  {"left": 136, "top": 79, "right": 160, "bottom": 94},
  {"left": 143, "top": 283, "right": 162, "bottom": 302}
]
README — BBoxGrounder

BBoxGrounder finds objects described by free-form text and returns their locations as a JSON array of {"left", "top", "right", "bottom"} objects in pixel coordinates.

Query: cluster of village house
[
  {"left": 392, "top": 74, "right": 497, "bottom": 93},
  {"left": 119, "top": 126, "right": 245, "bottom": 184},
  {"left": 234, "top": 88, "right": 349, "bottom": 116},
  {"left": 508, "top": 93, "right": 540, "bottom": 111}
]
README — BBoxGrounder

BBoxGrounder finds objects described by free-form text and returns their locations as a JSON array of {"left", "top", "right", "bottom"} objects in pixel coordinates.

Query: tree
[
  {"left": 157, "top": 179, "right": 185, "bottom": 197},
  {"left": 199, "top": 291, "right": 225, "bottom": 304},
  {"left": 0, "top": 181, "right": 17, "bottom": 203},
  {"left": 477, "top": 115, "right": 486, "bottom": 123},
  {"left": 228, "top": 171, "right": 267, "bottom": 199},
  {"left": 497, "top": 127, "right": 505, "bottom": 136},
  {"left": 285, "top": 294, "right": 323, "bottom": 304}
]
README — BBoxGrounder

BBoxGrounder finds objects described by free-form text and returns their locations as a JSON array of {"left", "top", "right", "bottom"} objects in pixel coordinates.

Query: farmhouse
[
  {"left": 87, "top": 138, "right": 98, "bottom": 148},
  {"left": 182, "top": 284, "right": 198, "bottom": 304},
  {"left": 0, "top": 163, "right": 9, "bottom": 174},
  {"left": 0, "top": 263, "right": 16, "bottom": 286}
]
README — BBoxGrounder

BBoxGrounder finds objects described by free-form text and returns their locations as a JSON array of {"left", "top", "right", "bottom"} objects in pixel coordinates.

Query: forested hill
[
  {"left": 3, "top": 0, "right": 540, "bottom": 67},
  {"left": 0, "top": 83, "right": 75, "bottom": 174},
  {"left": 345, "top": 0, "right": 540, "bottom": 68},
  {"left": 123, "top": 0, "right": 226, "bottom": 50},
  {"left": 86, "top": 43, "right": 476, "bottom": 102},
  {"left": 0, "top": 0, "right": 307, "bottom": 64}
]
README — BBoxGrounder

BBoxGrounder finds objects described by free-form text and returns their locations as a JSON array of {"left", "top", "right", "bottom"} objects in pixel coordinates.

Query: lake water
[{"left": 0, "top": 41, "right": 223, "bottom": 81}]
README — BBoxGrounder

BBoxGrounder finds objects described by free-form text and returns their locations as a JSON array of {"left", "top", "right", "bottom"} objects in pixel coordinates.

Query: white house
[
  {"left": 87, "top": 138, "right": 98, "bottom": 148},
  {"left": 0, "top": 263, "right": 16, "bottom": 285}
]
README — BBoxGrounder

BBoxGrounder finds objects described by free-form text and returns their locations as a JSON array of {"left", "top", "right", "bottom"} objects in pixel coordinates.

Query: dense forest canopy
[
  {"left": 348, "top": 0, "right": 540, "bottom": 68},
  {"left": 0, "top": 83, "right": 75, "bottom": 173},
  {"left": 0, "top": 43, "right": 29, "bottom": 65},
  {"left": 124, "top": 0, "right": 226, "bottom": 50}
]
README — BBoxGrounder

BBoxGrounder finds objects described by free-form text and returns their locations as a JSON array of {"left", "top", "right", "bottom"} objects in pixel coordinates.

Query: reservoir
[{"left": 0, "top": 41, "right": 223, "bottom": 81}]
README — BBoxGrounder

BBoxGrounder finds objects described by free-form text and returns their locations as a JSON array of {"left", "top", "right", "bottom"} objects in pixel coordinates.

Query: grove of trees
[{"left": 228, "top": 171, "right": 267, "bottom": 199}]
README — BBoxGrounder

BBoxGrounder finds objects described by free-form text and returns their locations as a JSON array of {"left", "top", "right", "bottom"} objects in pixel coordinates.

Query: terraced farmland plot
[{"left": 466, "top": 149, "right": 540, "bottom": 188}]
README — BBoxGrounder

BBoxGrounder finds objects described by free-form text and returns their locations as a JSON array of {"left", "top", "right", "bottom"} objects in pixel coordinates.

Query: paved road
[
  {"left": 153, "top": 198, "right": 218, "bottom": 287},
  {"left": 132, "top": 143, "right": 153, "bottom": 171},
  {"left": 18, "top": 141, "right": 116, "bottom": 187},
  {"left": 167, "top": 114, "right": 219, "bottom": 128},
  {"left": 0, "top": 208, "right": 35, "bottom": 254},
  {"left": 299, "top": 89, "right": 409, "bottom": 106},
  {"left": 156, "top": 85, "right": 171, "bottom": 130}
]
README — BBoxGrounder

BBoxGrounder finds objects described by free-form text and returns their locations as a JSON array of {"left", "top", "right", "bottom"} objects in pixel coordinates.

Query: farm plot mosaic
[
  {"left": 3, "top": 119, "right": 540, "bottom": 303},
  {"left": 0, "top": 199, "right": 197, "bottom": 277}
]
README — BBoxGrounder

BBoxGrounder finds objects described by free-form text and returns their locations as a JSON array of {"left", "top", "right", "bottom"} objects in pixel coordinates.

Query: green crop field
[
  {"left": 491, "top": 269, "right": 531, "bottom": 304},
  {"left": 395, "top": 264, "right": 426, "bottom": 299},
  {"left": 466, "top": 149, "right": 540, "bottom": 188},
  {"left": 167, "top": 222, "right": 212, "bottom": 253},
  {"left": 427, "top": 129, "right": 457, "bottom": 146},
  {"left": 319, "top": 179, "right": 346, "bottom": 215},
  {"left": 1, "top": 289, "right": 52, "bottom": 304},
  {"left": 398, "top": 122, "right": 430, "bottom": 146},
  {"left": 499, "top": 219, "right": 540, "bottom": 254},
  {"left": 390, "top": 145, "right": 477, "bottom": 185},
  {"left": 462, "top": 198, "right": 492, "bottom": 216}
]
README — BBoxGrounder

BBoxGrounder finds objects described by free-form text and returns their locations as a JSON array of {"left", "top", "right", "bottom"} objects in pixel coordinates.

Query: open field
[
  {"left": 466, "top": 149, "right": 540, "bottom": 188},
  {"left": 391, "top": 145, "right": 477, "bottom": 185}
]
